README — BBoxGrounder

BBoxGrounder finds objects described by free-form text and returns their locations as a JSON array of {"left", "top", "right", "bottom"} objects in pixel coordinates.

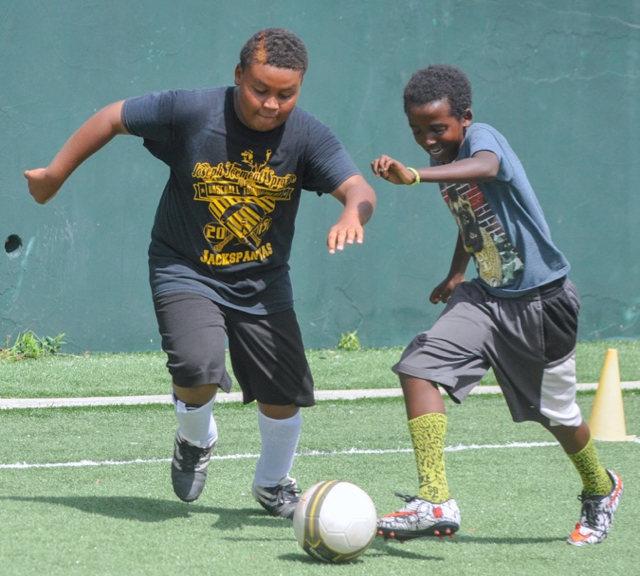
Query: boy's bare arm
[
  {"left": 327, "top": 174, "right": 377, "bottom": 254},
  {"left": 372, "top": 150, "right": 499, "bottom": 185},
  {"left": 25, "top": 101, "right": 129, "bottom": 204},
  {"left": 430, "top": 234, "right": 470, "bottom": 304}
]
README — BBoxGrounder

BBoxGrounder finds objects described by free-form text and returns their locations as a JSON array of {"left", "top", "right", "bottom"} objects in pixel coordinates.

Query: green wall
[{"left": 2, "top": 0, "right": 638, "bottom": 352}]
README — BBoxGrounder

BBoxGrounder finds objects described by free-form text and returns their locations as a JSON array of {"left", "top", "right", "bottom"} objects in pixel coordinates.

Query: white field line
[
  {"left": 2, "top": 382, "right": 639, "bottom": 410},
  {"left": 0, "top": 441, "right": 569, "bottom": 470},
  {"left": 3, "top": 435, "right": 639, "bottom": 471}
]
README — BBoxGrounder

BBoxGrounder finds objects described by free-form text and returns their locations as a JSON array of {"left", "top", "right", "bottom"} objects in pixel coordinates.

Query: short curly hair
[
  {"left": 403, "top": 64, "right": 472, "bottom": 119},
  {"left": 239, "top": 28, "right": 308, "bottom": 75}
]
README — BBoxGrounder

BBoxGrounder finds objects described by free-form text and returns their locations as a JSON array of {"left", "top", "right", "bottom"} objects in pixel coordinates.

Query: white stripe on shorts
[{"left": 540, "top": 352, "right": 583, "bottom": 427}]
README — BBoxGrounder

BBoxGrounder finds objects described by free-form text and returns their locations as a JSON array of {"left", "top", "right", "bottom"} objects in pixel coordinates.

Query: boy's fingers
[
  {"left": 327, "top": 226, "right": 362, "bottom": 254},
  {"left": 371, "top": 159, "right": 385, "bottom": 177},
  {"left": 327, "top": 230, "right": 338, "bottom": 253}
]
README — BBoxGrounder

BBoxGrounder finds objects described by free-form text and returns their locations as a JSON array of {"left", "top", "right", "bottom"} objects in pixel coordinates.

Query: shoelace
[
  {"left": 577, "top": 493, "right": 603, "bottom": 528},
  {"left": 274, "top": 483, "right": 300, "bottom": 505},
  {"left": 178, "top": 443, "right": 208, "bottom": 471},
  {"left": 394, "top": 493, "right": 418, "bottom": 503}
]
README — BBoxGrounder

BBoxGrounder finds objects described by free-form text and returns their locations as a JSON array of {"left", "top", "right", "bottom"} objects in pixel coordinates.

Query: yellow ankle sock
[
  {"left": 408, "top": 413, "right": 450, "bottom": 503},
  {"left": 568, "top": 438, "right": 613, "bottom": 496}
]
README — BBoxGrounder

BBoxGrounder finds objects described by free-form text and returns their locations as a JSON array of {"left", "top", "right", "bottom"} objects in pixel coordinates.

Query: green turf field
[
  {"left": 1, "top": 342, "right": 638, "bottom": 574},
  {"left": 0, "top": 340, "right": 638, "bottom": 399},
  {"left": 1, "top": 394, "right": 638, "bottom": 573}
]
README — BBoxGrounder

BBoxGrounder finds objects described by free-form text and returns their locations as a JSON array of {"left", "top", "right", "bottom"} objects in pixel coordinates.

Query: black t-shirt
[{"left": 122, "top": 87, "right": 360, "bottom": 314}]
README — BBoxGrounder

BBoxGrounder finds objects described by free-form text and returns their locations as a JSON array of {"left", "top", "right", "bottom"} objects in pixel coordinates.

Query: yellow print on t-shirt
[
  {"left": 192, "top": 149, "right": 296, "bottom": 266},
  {"left": 442, "top": 181, "right": 524, "bottom": 287}
]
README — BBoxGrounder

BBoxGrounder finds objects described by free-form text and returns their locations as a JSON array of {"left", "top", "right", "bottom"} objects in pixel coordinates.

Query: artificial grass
[
  {"left": 1, "top": 393, "right": 638, "bottom": 575},
  {"left": 0, "top": 340, "right": 638, "bottom": 399}
]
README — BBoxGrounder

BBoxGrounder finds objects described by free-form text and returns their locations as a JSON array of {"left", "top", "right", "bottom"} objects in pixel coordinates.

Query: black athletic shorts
[{"left": 153, "top": 291, "right": 315, "bottom": 407}]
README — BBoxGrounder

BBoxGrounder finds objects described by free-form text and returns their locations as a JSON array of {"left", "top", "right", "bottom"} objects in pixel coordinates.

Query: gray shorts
[
  {"left": 153, "top": 292, "right": 314, "bottom": 407},
  {"left": 393, "top": 278, "right": 583, "bottom": 427}
]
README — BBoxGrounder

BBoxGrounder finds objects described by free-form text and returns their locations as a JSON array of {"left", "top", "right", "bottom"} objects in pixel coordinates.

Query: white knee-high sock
[
  {"left": 254, "top": 410, "right": 302, "bottom": 487},
  {"left": 173, "top": 394, "right": 218, "bottom": 448}
]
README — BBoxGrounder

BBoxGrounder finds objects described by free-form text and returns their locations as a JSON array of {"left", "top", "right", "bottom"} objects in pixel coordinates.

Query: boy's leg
[
  {"left": 170, "top": 386, "right": 220, "bottom": 502},
  {"left": 377, "top": 283, "right": 492, "bottom": 541},
  {"left": 402, "top": 374, "right": 446, "bottom": 420},
  {"left": 251, "top": 403, "right": 302, "bottom": 519},
  {"left": 153, "top": 292, "right": 233, "bottom": 503},
  {"left": 226, "top": 306, "right": 314, "bottom": 519},
  {"left": 485, "top": 278, "right": 623, "bottom": 545},
  {"left": 401, "top": 376, "right": 450, "bottom": 502},
  {"left": 542, "top": 420, "right": 623, "bottom": 546},
  {"left": 377, "top": 374, "right": 461, "bottom": 541},
  {"left": 254, "top": 404, "right": 301, "bottom": 487},
  {"left": 543, "top": 420, "right": 611, "bottom": 494},
  {"left": 173, "top": 384, "right": 219, "bottom": 448}
]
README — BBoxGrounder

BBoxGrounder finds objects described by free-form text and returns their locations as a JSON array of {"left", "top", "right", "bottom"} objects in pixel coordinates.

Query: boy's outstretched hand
[
  {"left": 326, "top": 211, "right": 364, "bottom": 254},
  {"left": 24, "top": 168, "right": 63, "bottom": 205},
  {"left": 371, "top": 155, "right": 417, "bottom": 186},
  {"left": 327, "top": 174, "right": 375, "bottom": 254}
]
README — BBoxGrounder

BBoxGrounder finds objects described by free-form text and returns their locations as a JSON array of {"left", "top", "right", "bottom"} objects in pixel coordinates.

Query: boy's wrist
[{"left": 406, "top": 167, "right": 420, "bottom": 185}]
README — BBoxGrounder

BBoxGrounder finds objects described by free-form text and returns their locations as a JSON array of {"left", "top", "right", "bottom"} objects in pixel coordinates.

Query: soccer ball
[{"left": 293, "top": 480, "right": 377, "bottom": 563}]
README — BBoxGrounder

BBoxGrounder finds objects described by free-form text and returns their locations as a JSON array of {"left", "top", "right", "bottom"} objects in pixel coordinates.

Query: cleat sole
[{"left": 377, "top": 521, "right": 460, "bottom": 542}]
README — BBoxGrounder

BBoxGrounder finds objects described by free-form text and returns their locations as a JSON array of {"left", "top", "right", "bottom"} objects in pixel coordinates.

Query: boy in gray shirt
[{"left": 371, "top": 64, "right": 621, "bottom": 546}]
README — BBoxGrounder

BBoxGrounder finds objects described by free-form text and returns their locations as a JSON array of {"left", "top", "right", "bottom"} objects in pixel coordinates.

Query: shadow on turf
[
  {"left": 1, "top": 496, "right": 567, "bottom": 548},
  {"left": 375, "top": 534, "right": 564, "bottom": 546},
  {"left": 280, "top": 538, "right": 447, "bottom": 564},
  {"left": 278, "top": 532, "right": 565, "bottom": 565},
  {"left": 0, "top": 495, "right": 290, "bottom": 530}
]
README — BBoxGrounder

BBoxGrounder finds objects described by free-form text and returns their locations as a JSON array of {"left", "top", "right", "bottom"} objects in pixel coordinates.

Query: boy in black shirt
[{"left": 25, "top": 28, "right": 376, "bottom": 518}]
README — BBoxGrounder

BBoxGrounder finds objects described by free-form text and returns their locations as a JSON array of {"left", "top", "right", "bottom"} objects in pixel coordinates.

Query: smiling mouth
[{"left": 428, "top": 146, "right": 444, "bottom": 157}]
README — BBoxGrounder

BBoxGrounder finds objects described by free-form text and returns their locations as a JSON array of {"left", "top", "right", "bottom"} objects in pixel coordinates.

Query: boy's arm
[
  {"left": 24, "top": 100, "right": 129, "bottom": 204},
  {"left": 327, "top": 174, "right": 377, "bottom": 254},
  {"left": 430, "top": 233, "right": 470, "bottom": 304},
  {"left": 372, "top": 150, "right": 499, "bottom": 185}
]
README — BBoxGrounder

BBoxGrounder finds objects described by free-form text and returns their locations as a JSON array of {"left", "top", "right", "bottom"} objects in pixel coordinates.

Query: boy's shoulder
[
  {"left": 280, "top": 104, "right": 336, "bottom": 140},
  {"left": 465, "top": 122, "right": 514, "bottom": 152},
  {"left": 468, "top": 122, "right": 501, "bottom": 137},
  {"left": 166, "top": 86, "right": 231, "bottom": 122},
  {"left": 287, "top": 102, "right": 324, "bottom": 125},
  {"left": 171, "top": 85, "right": 229, "bottom": 106},
  {"left": 125, "top": 86, "right": 229, "bottom": 115}
]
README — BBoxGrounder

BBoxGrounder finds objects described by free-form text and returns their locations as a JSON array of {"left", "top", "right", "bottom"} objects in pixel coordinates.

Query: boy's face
[
  {"left": 407, "top": 98, "right": 472, "bottom": 164},
  {"left": 234, "top": 62, "right": 303, "bottom": 132}
]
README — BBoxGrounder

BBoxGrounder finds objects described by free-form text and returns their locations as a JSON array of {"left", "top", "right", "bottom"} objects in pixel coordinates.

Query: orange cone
[{"left": 588, "top": 349, "right": 635, "bottom": 441}]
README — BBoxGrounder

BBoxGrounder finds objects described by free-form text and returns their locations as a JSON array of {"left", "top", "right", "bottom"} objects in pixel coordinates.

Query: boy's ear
[
  {"left": 234, "top": 63, "right": 243, "bottom": 86},
  {"left": 462, "top": 108, "right": 473, "bottom": 127}
]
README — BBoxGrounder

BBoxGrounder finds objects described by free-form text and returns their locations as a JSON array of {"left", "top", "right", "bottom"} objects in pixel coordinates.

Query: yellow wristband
[{"left": 406, "top": 167, "right": 420, "bottom": 185}]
